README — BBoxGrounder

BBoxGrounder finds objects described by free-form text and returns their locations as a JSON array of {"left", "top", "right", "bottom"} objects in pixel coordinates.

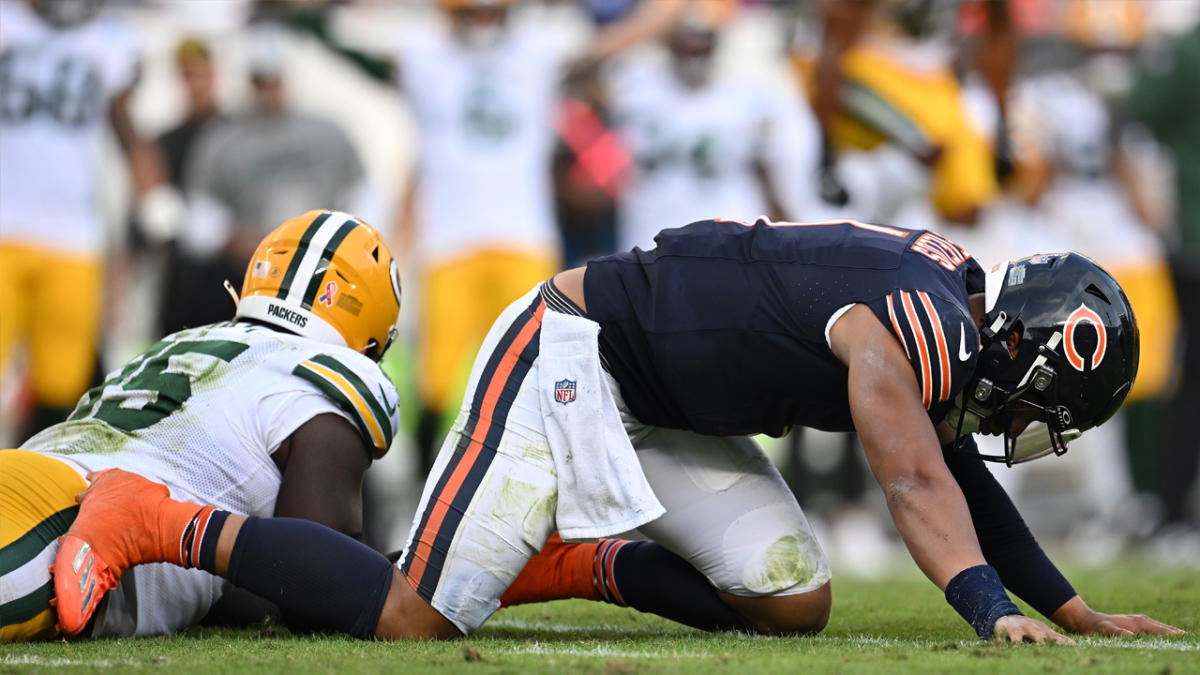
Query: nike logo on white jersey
[{"left": 958, "top": 330, "right": 971, "bottom": 362}]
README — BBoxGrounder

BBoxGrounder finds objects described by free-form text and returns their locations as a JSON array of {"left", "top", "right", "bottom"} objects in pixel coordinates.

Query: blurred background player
[
  {"left": 975, "top": 0, "right": 1182, "bottom": 560},
  {"left": 0, "top": 0, "right": 164, "bottom": 441},
  {"left": 397, "top": 0, "right": 566, "bottom": 472},
  {"left": 396, "top": 0, "right": 687, "bottom": 472},
  {"left": 1126, "top": 17, "right": 1200, "bottom": 552},
  {"left": 792, "top": 0, "right": 1013, "bottom": 228},
  {"left": 175, "top": 23, "right": 378, "bottom": 331},
  {"left": 608, "top": 0, "right": 833, "bottom": 251},
  {"left": 0, "top": 210, "right": 402, "bottom": 642}
]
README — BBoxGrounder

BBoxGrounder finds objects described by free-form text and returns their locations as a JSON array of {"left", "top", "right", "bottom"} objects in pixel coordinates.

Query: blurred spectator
[
  {"left": 177, "top": 24, "right": 376, "bottom": 308},
  {"left": 0, "top": 0, "right": 164, "bottom": 440},
  {"left": 552, "top": 62, "right": 625, "bottom": 267},
  {"left": 1127, "top": 21, "right": 1200, "bottom": 539},
  {"left": 154, "top": 37, "right": 228, "bottom": 336},
  {"left": 608, "top": 1, "right": 829, "bottom": 251}
]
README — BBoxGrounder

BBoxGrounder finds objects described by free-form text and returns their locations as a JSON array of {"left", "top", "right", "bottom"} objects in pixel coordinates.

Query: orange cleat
[{"left": 53, "top": 469, "right": 204, "bottom": 636}]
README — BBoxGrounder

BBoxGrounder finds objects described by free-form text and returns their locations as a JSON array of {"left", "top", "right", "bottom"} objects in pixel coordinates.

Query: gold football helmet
[{"left": 236, "top": 210, "right": 401, "bottom": 361}]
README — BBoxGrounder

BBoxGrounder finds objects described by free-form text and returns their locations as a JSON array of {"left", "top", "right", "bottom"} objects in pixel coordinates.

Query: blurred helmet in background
[
  {"left": 32, "top": 0, "right": 99, "bottom": 27},
  {"left": 440, "top": 0, "right": 514, "bottom": 50},
  {"left": 667, "top": 0, "right": 736, "bottom": 88}
]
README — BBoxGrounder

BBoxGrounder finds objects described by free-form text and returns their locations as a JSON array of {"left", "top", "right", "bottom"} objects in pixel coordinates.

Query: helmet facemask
[{"left": 948, "top": 324, "right": 1082, "bottom": 466}]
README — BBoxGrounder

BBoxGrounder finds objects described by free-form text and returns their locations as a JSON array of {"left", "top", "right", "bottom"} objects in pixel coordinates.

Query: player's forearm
[
  {"left": 814, "top": 0, "right": 871, "bottom": 134},
  {"left": 943, "top": 446, "right": 1077, "bottom": 618},
  {"left": 878, "top": 466, "right": 988, "bottom": 589},
  {"left": 583, "top": 0, "right": 687, "bottom": 67}
]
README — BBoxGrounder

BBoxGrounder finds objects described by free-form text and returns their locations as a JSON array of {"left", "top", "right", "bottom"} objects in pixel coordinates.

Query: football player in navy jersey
[{"left": 54, "top": 218, "right": 1183, "bottom": 643}]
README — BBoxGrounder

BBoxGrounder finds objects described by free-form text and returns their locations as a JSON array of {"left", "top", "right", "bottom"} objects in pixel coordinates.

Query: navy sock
[
  {"left": 223, "top": 516, "right": 394, "bottom": 639},
  {"left": 606, "top": 540, "right": 755, "bottom": 633}
]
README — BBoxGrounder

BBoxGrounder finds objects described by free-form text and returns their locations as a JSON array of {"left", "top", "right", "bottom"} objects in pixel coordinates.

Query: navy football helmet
[{"left": 947, "top": 252, "right": 1139, "bottom": 465}]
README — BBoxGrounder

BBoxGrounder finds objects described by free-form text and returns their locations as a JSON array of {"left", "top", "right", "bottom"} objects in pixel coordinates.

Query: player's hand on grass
[
  {"left": 1063, "top": 610, "right": 1186, "bottom": 637},
  {"left": 1051, "top": 595, "right": 1187, "bottom": 637},
  {"left": 993, "top": 615, "right": 1074, "bottom": 644}
]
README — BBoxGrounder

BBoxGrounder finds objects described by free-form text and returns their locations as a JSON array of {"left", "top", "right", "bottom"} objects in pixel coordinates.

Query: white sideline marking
[
  {"left": 486, "top": 623, "right": 1199, "bottom": 653},
  {"left": 504, "top": 643, "right": 704, "bottom": 659},
  {"left": 485, "top": 617, "right": 677, "bottom": 635},
  {"left": 1, "top": 655, "right": 140, "bottom": 668},
  {"left": 1075, "top": 637, "right": 1199, "bottom": 652}
]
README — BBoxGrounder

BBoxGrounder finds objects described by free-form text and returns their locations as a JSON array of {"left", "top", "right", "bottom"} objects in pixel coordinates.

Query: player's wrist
[
  {"left": 1049, "top": 595, "right": 1094, "bottom": 634},
  {"left": 945, "top": 564, "right": 1022, "bottom": 640}
]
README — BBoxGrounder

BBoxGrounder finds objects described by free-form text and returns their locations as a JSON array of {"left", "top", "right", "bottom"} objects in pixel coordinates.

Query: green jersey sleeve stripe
[
  {"left": 292, "top": 364, "right": 378, "bottom": 460},
  {"left": 310, "top": 354, "right": 394, "bottom": 448}
]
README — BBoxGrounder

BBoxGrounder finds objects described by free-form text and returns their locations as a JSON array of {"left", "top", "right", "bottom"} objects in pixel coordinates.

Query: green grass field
[{"left": 4, "top": 562, "right": 1197, "bottom": 674}]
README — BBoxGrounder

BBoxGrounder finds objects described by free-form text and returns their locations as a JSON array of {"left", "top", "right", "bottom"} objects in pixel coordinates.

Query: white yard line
[
  {"left": 1, "top": 655, "right": 141, "bottom": 668},
  {"left": 501, "top": 643, "right": 705, "bottom": 659},
  {"left": 484, "top": 622, "right": 1198, "bottom": 654},
  {"left": 484, "top": 617, "right": 679, "bottom": 635}
]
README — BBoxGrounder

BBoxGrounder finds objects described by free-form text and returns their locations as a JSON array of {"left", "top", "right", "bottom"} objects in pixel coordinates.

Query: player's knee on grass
[{"left": 722, "top": 581, "right": 832, "bottom": 636}]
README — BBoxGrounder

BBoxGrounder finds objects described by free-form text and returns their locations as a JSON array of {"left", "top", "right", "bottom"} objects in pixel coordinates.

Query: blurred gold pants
[
  {"left": 418, "top": 248, "right": 559, "bottom": 411},
  {"left": 0, "top": 242, "right": 102, "bottom": 409}
]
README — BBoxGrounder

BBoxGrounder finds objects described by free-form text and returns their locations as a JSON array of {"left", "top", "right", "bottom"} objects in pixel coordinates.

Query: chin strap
[
  {"left": 1008, "top": 426, "right": 1081, "bottom": 465},
  {"left": 223, "top": 280, "right": 241, "bottom": 309}
]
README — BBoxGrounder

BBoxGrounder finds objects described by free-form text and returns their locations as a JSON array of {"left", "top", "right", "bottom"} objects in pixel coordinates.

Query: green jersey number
[{"left": 71, "top": 340, "right": 250, "bottom": 433}]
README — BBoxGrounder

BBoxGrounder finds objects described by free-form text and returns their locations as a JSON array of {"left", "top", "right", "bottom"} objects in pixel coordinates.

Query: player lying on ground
[
  {"left": 54, "top": 218, "right": 1184, "bottom": 642},
  {"left": 0, "top": 210, "right": 401, "bottom": 641}
]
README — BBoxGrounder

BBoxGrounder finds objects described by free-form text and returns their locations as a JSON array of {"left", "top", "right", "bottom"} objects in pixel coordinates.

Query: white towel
[{"left": 537, "top": 309, "right": 665, "bottom": 541}]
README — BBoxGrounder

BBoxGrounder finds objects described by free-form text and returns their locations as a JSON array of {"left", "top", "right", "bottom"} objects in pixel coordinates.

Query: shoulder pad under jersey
[{"left": 291, "top": 351, "right": 400, "bottom": 459}]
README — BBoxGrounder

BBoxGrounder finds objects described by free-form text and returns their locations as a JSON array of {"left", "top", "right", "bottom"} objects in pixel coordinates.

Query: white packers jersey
[
  {"left": 609, "top": 65, "right": 806, "bottom": 252},
  {"left": 21, "top": 321, "right": 399, "bottom": 636},
  {"left": 0, "top": 1, "right": 139, "bottom": 255},
  {"left": 398, "top": 25, "right": 564, "bottom": 264}
]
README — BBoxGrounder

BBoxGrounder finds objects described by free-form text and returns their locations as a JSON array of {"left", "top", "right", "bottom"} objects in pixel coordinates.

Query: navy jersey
[{"left": 583, "top": 218, "right": 986, "bottom": 436}]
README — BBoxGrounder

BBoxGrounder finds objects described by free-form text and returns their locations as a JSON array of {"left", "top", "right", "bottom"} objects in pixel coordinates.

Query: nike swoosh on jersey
[{"left": 959, "top": 330, "right": 971, "bottom": 362}]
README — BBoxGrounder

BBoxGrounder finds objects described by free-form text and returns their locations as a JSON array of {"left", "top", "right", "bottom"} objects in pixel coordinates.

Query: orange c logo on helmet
[{"left": 1063, "top": 303, "right": 1106, "bottom": 371}]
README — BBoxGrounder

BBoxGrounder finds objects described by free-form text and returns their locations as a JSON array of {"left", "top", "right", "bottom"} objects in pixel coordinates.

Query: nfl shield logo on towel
[{"left": 554, "top": 379, "right": 576, "bottom": 405}]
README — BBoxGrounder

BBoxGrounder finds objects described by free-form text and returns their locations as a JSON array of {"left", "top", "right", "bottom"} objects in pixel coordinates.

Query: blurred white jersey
[
  {"left": 0, "top": 2, "right": 138, "bottom": 255},
  {"left": 398, "top": 26, "right": 564, "bottom": 264},
  {"left": 22, "top": 322, "right": 400, "bottom": 636},
  {"left": 609, "top": 65, "right": 809, "bottom": 252}
]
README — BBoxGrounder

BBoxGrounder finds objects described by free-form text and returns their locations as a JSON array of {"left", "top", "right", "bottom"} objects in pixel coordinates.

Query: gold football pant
[
  {"left": 0, "top": 449, "right": 86, "bottom": 641},
  {"left": 0, "top": 242, "right": 103, "bottom": 409},
  {"left": 418, "top": 248, "right": 559, "bottom": 412}
]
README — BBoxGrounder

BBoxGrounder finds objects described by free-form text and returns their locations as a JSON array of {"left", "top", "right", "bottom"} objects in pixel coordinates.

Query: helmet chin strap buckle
[
  {"left": 980, "top": 311, "right": 1008, "bottom": 342},
  {"left": 223, "top": 280, "right": 240, "bottom": 308}
]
